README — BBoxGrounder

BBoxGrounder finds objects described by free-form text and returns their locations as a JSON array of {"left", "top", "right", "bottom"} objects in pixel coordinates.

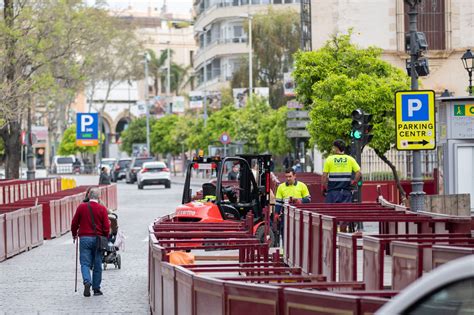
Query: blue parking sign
[
  {"left": 401, "top": 94, "right": 429, "bottom": 121},
  {"left": 395, "top": 90, "right": 435, "bottom": 151},
  {"left": 76, "top": 113, "right": 99, "bottom": 146}
]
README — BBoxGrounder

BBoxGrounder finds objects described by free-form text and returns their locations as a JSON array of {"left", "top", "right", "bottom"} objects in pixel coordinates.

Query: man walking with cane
[{"left": 71, "top": 188, "right": 110, "bottom": 297}]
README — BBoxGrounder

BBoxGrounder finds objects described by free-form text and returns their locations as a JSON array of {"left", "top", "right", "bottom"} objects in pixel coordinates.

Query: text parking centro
[{"left": 395, "top": 90, "right": 436, "bottom": 150}]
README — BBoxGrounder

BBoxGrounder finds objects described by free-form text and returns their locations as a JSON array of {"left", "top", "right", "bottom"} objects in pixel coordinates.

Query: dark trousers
[{"left": 325, "top": 189, "right": 352, "bottom": 203}]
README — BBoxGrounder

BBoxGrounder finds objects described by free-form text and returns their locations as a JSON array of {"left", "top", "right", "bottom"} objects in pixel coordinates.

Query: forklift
[{"left": 174, "top": 154, "right": 277, "bottom": 246}]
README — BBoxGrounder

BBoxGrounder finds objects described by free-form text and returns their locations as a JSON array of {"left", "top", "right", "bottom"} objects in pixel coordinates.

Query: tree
[
  {"left": 257, "top": 106, "right": 292, "bottom": 155},
  {"left": 150, "top": 115, "right": 181, "bottom": 156},
  {"left": 293, "top": 31, "right": 411, "bottom": 200},
  {"left": 0, "top": 1, "right": 132, "bottom": 178},
  {"left": 120, "top": 117, "right": 156, "bottom": 155},
  {"left": 234, "top": 97, "right": 272, "bottom": 152},
  {"left": 58, "top": 125, "right": 98, "bottom": 156},
  {"left": 232, "top": 8, "right": 300, "bottom": 108}
]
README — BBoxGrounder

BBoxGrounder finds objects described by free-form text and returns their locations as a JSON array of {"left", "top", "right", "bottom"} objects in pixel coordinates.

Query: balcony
[
  {"left": 195, "top": 2, "right": 299, "bottom": 30},
  {"left": 194, "top": 40, "right": 249, "bottom": 68}
]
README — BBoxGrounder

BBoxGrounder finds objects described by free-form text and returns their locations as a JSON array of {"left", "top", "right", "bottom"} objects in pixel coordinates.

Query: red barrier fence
[{"left": 0, "top": 183, "right": 117, "bottom": 262}]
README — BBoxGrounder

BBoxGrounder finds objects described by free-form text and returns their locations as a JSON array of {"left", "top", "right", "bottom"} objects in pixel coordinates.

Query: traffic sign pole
[{"left": 408, "top": 1, "right": 425, "bottom": 212}]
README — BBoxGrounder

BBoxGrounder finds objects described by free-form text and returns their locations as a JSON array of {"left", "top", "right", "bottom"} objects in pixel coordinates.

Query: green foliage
[
  {"left": 150, "top": 115, "right": 181, "bottom": 155},
  {"left": 232, "top": 8, "right": 300, "bottom": 107},
  {"left": 234, "top": 97, "right": 272, "bottom": 152},
  {"left": 58, "top": 125, "right": 98, "bottom": 155},
  {"left": 257, "top": 106, "right": 292, "bottom": 155},
  {"left": 120, "top": 117, "right": 156, "bottom": 155},
  {"left": 293, "top": 31, "right": 410, "bottom": 156}
]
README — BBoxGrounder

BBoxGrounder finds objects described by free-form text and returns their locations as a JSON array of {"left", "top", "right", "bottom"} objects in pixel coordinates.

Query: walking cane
[{"left": 74, "top": 238, "right": 78, "bottom": 292}]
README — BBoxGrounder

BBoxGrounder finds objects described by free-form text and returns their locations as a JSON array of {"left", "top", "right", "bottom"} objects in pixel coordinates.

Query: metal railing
[{"left": 361, "top": 147, "right": 438, "bottom": 181}]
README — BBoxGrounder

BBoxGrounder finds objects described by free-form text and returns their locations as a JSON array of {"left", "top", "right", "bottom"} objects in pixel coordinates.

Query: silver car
[{"left": 376, "top": 255, "right": 474, "bottom": 315}]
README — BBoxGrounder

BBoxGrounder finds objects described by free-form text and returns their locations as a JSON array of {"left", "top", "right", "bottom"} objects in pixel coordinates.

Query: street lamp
[
  {"left": 160, "top": 41, "right": 172, "bottom": 114},
  {"left": 461, "top": 48, "right": 474, "bottom": 96},
  {"left": 143, "top": 51, "right": 151, "bottom": 153},
  {"left": 195, "top": 27, "right": 208, "bottom": 125},
  {"left": 239, "top": 14, "right": 253, "bottom": 99}
]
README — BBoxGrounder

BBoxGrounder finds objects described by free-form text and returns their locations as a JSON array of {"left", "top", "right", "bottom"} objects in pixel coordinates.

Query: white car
[
  {"left": 52, "top": 155, "right": 75, "bottom": 174},
  {"left": 136, "top": 161, "right": 171, "bottom": 189},
  {"left": 376, "top": 255, "right": 474, "bottom": 314}
]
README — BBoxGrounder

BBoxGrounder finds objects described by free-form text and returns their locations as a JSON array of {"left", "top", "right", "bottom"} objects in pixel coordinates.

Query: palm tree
[
  {"left": 147, "top": 49, "right": 169, "bottom": 96},
  {"left": 147, "top": 49, "right": 192, "bottom": 96}
]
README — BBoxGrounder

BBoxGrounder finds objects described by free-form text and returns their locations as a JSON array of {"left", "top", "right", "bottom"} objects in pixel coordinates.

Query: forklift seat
[{"left": 202, "top": 183, "right": 216, "bottom": 197}]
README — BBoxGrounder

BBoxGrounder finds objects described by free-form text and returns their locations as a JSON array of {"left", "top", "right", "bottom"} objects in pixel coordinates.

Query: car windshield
[
  {"left": 135, "top": 159, "right": 154, "bottom": 167},
  {"left": 119, "top": 160, "right": 131, "bottom": 167},
  {"left": 57, "top": 157, "right": 73, "bottom": 164}
]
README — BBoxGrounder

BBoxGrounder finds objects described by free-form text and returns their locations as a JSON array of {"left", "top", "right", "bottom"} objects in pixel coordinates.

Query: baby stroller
[{"left": 103, "top": 213, "right": 122, "bottom": 270}]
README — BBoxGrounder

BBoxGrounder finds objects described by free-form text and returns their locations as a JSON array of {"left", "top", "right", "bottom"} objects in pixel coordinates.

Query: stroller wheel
[{"left": 116, "top": 254, "right": 121, "bottom": 269}]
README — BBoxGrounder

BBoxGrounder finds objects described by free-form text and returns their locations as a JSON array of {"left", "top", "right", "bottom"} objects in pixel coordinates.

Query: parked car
[
  {"left": 125, "top": 156, "right": 155, "bottom": 184},
  {"left": 52, "top": 155, "right": 75, "bottom": 174},
  {"left": 376, "top": 255, "right": 474, "bottom": 315},
  {"left": 137, "top": 161, "right": 171, "bottom": 189},
  {"left": 98, "top": 158, "right": 116, "bottom": 173},
  {"left": 111, "top": 158, "right": 132, "bottom": 182}
]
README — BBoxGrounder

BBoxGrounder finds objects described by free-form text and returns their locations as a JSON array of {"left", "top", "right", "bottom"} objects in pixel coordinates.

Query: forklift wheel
[{"left": 255, "top": 225, "right": 276, "bottom": 247}]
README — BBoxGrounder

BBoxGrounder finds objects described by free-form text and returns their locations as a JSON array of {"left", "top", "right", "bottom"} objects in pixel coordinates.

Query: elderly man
[{"left": 71, "top": 187, "right": 110, "bottom": 297}]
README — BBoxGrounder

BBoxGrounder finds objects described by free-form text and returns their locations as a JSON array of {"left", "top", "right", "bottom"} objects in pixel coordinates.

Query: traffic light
[{"left": 351, "top": 109, "right": 373, "bottom": 148}]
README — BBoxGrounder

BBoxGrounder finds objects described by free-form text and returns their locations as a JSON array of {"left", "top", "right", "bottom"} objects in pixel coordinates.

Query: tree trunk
[
  {"left": 2, "top": 121, "right": 22, "bottom": 179},
  {"left": 374, "top": 149, "right": 407, "bottom": 204}
]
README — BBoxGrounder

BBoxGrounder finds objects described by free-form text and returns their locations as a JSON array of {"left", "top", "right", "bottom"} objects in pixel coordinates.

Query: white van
[{"left": 52, "top": 155, "right": 75, "bottom": 174}]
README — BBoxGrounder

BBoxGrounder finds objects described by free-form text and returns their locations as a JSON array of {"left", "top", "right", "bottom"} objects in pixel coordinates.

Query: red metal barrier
[
  {"left": 432, "top": 245, "right": 474, "bottom": 268},
  {"left": 283, "top": 289, "right": 360, "bottom": 315},
  {"left": 193, "top": 275, "right": 226, "bottom": 315},
  {"left": 162, "top": 262, "right": 176, "bottom": 315},
  {"left": 225, "top": 281, "right": 280, "bottom": 315},
  {"left": 175, "top": 266, "right": 194, "bottom": 315},
  {"left": 0, "top": 213, "right": 5, "bottom": 262}
]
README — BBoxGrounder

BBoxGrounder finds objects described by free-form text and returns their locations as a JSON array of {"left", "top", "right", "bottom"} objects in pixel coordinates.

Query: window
[
  {"left": 404, "top": 0, "right": 446, "bottom": 50},
  {"left": 233, "top": 25, "right": 243, "bottom": 38},
  {"left": 403, "top": 278, "right": 474, "bottom": 315}
]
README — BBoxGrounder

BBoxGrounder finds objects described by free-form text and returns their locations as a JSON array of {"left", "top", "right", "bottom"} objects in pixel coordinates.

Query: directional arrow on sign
[{"left": 407, "top": 139, "right": 429, "bottom": 146}]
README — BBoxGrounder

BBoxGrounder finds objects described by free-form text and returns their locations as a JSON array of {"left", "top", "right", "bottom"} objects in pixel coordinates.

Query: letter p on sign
[
  {"left": 401, "top": 94, "right": 429, "bottom": 121},
  {"left": 408, "top": 99, "right": 422, "bottom": 117},
  {"left": 81, "top": 115, "right": 94, "bottom": 132}
]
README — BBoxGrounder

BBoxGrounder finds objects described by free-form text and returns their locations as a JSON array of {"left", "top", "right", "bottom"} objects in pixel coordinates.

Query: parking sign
[
  {"left": 395, "top": 90, "right": 436, "bottom": 150},
  {"left": 76, "top": 113, "right": 99, "bottom": 146}
]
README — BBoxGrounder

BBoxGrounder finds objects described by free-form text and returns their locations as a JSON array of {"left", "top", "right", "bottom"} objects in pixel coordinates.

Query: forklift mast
[{"left": 237, "top": 154, "right": 272, "bottom": 209}]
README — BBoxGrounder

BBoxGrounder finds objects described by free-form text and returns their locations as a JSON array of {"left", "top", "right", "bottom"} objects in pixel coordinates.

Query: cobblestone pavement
[{"left": 0, "top": 175, "right": 183, "bottom": 314}]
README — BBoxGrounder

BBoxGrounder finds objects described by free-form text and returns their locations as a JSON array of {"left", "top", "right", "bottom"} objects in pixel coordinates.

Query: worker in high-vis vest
[
  {"left": 275, "top": 168, "right": 311, "bottom": 244},
  {"left": 322, "top": 139, "right": 362, "bottom": 203}
]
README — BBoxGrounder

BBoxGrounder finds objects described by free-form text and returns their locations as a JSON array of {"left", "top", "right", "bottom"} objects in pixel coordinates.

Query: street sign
[
  {"left": 286, "top": 100, "right": 303, "bottom": 109},
  {"left": 286, "top": 120, "right": 309, "bottom": 128},
  {"left": 286, "top": 130, "right": 310, "bottom": 138},
  {"left": 287, "top": 110, "right": 309, "bottom": 119},
  {"left": 395, "top": 90, "right": 436, "bottom": 150},
  {"left": 76, "top": 113, "right": 99, "bottom": 146},
  {"left": 219, "top": 132, "right": 231, "bottom": 145}
]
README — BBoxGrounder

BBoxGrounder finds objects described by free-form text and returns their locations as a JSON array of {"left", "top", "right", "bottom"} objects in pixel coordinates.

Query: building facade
[
  {"left": 311, "top": 0, "right": 474, "bottom": 96},
  {"left": 309, "top": 0, "right": 474, "bottom": 179},
  {"left": 193, "top": 0, "right": 301, "bottom": 92},
  {"left": 73, "top": 8, "right": 197, "bottom": 159}
]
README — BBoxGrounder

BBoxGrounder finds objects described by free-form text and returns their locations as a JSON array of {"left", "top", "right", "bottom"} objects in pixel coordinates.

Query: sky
[{"left": 94, "top": 0, "right": 193, "bottom": 15}]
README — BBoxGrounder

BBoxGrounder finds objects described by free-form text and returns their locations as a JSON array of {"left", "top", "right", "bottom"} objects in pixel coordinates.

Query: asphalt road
[{"left": 0, "top": 175, "right": 184, "bottom": 314}]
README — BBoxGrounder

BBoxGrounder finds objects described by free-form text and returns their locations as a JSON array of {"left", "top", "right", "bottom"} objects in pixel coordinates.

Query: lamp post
[
  {"left": 160, "top": 41, "right": 172, "bottom": 114},
  {"left": 239, "top": 14, "right": 253, "bottom": 99},
  {"left": 144, "top": 51, "right": 151, "bottom": 153},
  {"left": 461, "top": 49, "right": 474, "bottom": 96},
  {"left": 248, "top": 15, "right": 253, "bottom": 99},
  {"left": 405, "top": 0, "right": 425, "bottom": 212},
  {"left": 196, "top": 27, "right": 208, "bottom": 125}
]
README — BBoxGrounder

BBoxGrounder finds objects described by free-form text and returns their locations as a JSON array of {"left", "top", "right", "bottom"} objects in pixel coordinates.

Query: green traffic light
[{"left": 352, "top": 130, "right": 362, "bottom": 139}]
